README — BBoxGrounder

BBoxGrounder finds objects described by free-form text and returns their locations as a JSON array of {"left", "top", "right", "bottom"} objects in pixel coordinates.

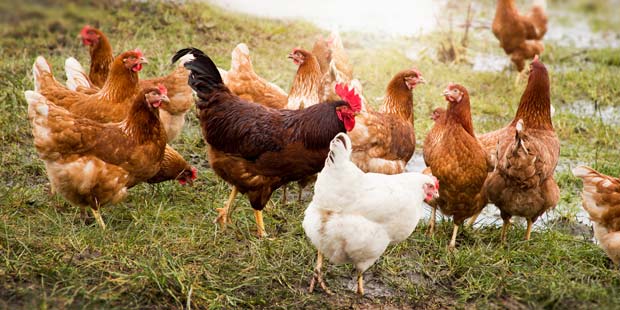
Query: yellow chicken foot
[
  {"left": 448, "top": 224, "right": 459, "bottom": 250},
  {"left": 91, "top": 208, "right": 106, "bottom": 230},
  {"left": 308, "top": 251, "right": 333, "bottom": 295},
  {"left": 501, "top": 220, "right": 511, "bottom": 242},
  {"left": 356, "top": 271, "right": 364, "bottom": 295},
  {"left": 525, "top": 219, "right": 533, "bottom": 241},
  {"left": 426, "top": 206, "right": 436, "bottom": 236},
  {"left": 254, "top": 209, "right": 267, "bottom": 238},
  {"left": 214, "top": 186, "right": 238, "bottom": 228}
]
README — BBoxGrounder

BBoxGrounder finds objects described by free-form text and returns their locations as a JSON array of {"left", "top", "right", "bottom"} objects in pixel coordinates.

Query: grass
[{"left": 1, "top": 0, "right": 620, "bottom": 308}]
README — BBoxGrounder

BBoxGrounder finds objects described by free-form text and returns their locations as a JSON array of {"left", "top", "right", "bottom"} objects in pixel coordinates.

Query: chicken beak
[
  {"left": 442, "top": 90, "right": 450, "bottom": 97},
  {"left": 418, "top": 77, "right": 427, "bottom": 84},
  {"left": 139, "top": 57, "right": 149, "bottom": 64},
  {"left": 287, "top": 52, "right": 295, "bottom": 60},
  {"left": 160, "top": 94, "right": 170, "bottom": 104}
]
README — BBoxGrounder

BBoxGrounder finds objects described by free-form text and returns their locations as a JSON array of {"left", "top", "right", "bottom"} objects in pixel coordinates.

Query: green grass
[{"left": 2, "top": 0, "right": 620, "bottom": 309}]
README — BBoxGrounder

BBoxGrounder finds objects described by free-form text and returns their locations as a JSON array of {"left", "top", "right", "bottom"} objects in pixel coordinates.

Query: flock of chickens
[{"left": 23, "top": 0, "right": 620, "bottom": 296}]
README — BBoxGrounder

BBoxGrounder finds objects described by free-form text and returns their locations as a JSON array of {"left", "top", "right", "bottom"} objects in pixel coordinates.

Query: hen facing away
[
  {"left": 480, "top": 56, "right": 559, "bottom": 241},
  {"left": 423, "top": 84, "right": 491, "bottom": 249},
  {"left": 573, "top": 166, "right": 620, "bottom": 264},
  {"left": 174, "top": 47, "right": 362, "bottom": 237},
  {"left": 303, "top": 133, "right": 438, "bottom": 295},
  {"left": 26, "top": 87, "right": 169, "bottom": 229}
]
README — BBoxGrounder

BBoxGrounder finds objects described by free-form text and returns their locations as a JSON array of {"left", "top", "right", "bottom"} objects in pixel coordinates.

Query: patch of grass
[{"left": 2, "top": 0, "right": 620, "bottom": 309}]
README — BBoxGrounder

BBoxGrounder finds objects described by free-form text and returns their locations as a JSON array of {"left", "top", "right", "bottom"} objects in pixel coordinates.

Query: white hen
[{"left": 302, "top": 133, "right": 439, "bottom": 295}]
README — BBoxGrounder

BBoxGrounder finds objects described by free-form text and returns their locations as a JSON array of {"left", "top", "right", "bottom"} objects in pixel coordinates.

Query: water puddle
[
  {"left": 547, "top": 19, "right": 620, "bottom": 49},
  {"left": 560, "top": 99, "right": 620, "bottom": 125},
  {"left": 471, "top": 53, "right": 511, "bottom": 72}
]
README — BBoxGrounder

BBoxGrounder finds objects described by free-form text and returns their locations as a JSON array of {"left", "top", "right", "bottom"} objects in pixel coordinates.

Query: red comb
[
  {"left": 190, "top": 167, "right": 197, "bottom": 180},
  {"left": 335, "top": 83, "right": 362, "bottom": 113},
  {"left": 133, "top": 48, "right": 143, "bottom": 58},
  {"left": 157, "top": 84, "right": 168, "bottom": 96},
  {"left": 80, "top": 25, "right": 92, "bottom": 36}
]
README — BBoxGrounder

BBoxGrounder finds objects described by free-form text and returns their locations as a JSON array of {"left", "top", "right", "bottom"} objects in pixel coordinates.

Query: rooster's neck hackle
[
  {"left": 512, "top": 66, "right": 553, "bottom": 131},
  {"left": 446, "top": 93, "right": 475, "bottom": 137},
  {"left": 381, "top": 76, "right": 414, "bottom": 123}
]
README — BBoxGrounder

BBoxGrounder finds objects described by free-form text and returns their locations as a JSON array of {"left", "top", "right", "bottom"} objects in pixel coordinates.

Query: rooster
[
  {"left": 303, "top": 133, "right": 439, "bottom": 295},
  {"left": 173, "top": 47, "right": 362, "bottom": 237},
  {"left": 26, "top": 86, "right": 169, "bottom": 229},
  {"left": 572, "top": 166, "right": 620, "bottom": 264},
  {"left": 423, "top": 84, "right": 490, "bottom": 249},
  {"left": 481, "top": 56, "right": 559, "bottom": 241},
  {"left": 68, "top": 25, "right": 194, "bottom": 142},
  {"left": 492, "top": 0, "right": 547, "bottom": 82}
]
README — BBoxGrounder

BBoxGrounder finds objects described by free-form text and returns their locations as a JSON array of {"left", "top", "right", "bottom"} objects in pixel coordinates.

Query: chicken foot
[
  {"left": 466, "top": 212, "right": 480, "bottom": 227},
  {"left": 214, "top": 186, "right": 238, "bottom": 228},
  {"left": 525, "top": 219, "right": 533, "bottom": 241},
  {"left": 501, "top": 220, "right": 511, "bottom": 242},
  {"left": 91, "top": 208, "right": 106, "bottom": 230},
  {"left": 356, "top": 271, "right": 365, "bottom": 295},
  {"left": 253, "top": 209, "right": 267, "bottom": 238},
  {"left": 426, "top": 206, "right": 437, "bottom": 236},
  {"left": 448, "top": 224, "right": 459, "bottom": 250},
  {"left": 308, "top": 251, "right": 333, "bottom": 295}
]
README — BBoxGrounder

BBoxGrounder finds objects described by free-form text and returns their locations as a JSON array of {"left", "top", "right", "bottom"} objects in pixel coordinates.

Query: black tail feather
[{"left": 172, "top": 47, "right": 224, "bottom": 96}]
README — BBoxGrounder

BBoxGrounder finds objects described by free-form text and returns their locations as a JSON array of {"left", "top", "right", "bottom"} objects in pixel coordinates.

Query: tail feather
[
  {"left": 65, "top": 57, "right": 91, "bottom": 91},
  {"left": 172, "top": 47, "right": 225, "bottom": 96},
  {"left": 32, "top": 56, "right": 52, "bottom": 92},
  {"left": 231, "top": 43, "right": 252, "bottom": 72},
  {"left": 25, "top": 90, "right": 49, "bottom": 118},
  {"left": 572, "top": 165, "right": 615, "bottom": 222},
  {"left": 325, "top": 133, "right": 352, "bottom": 168}
]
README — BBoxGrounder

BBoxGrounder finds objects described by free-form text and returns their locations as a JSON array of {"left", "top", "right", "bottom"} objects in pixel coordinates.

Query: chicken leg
[
  {"left": 426, "top": 206, "right": 436, "bottom": 236},
  {"left": 466, "top": 211, "right": 480, "bottom": 227},
  {"left": 214, "top": 186, "right": 238, "bottom": 228},
  {"left": 356, "top": 271, "right": 364, "bottom": 295},
  {"left": 501, "top": 220, "right": 511, "bottom": 242},
  {"left": 525, "top": 219, "right": 533, "bottom": 240},
  {"left": 254, "top": 209, "right": 267, "bottom": 238},
  {"left": 281, "top": 185, "right": 288, "bottom": 205},
  {"left": 91, "top": 208, "right": 106, "bottom": 230},
  {"left": 308, "top": 251, "right": 333, "bottom": 295},
  {"left": 448, "top": 224, "right": 459, "bottom": 250}
]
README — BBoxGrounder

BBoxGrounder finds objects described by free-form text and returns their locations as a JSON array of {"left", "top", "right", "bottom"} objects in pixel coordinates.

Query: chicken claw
[
  {"left": 214, "top": 186, "right": 237, "bottom": 228},
  {"left": 308, "top": 251, "right": 333, "bottom": 295}
]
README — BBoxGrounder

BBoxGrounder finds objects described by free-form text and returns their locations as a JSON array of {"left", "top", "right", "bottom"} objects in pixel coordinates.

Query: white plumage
[{"left": 302, "top": 133, "right": 438, "bottom": 295}]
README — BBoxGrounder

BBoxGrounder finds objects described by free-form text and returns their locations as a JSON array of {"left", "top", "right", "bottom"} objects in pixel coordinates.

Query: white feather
[
  {"left": 64, "top": 57, "right": 90, "bottom": 91},
  {"left": 32, "top": 56, "right": 51, "bottom": 92}
]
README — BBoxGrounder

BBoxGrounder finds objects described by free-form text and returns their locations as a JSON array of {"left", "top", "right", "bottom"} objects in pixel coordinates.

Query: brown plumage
[
  {"left": 287, "top": 48, "right": 323, "bottom": 110},
  {"left": 492, "top": 0, "right": 547, "bottom": 72},
  {"left": 348, "top": 68, "right": 425, "bottom": 174},
  {"left": 423, "top": 84, "right": 490, "bottom": 249},
  {"left": 147, "top": 146, "right": 197, "bottom": 185},
  {"left": 80, "top": 25, "right": 114, "bottom": 88},
  {"left": 75, "top": 25, "right": 193, "bottom": 142},
  {"left": 572, "top": 166, "right": 620, "bottom": 264},
  {"left": 26, "top": 87, "right": 169, "bottom": 229},
  {"left": 480, "top": 56, "right": 559, "bottom": 241},
  {"left": 220, "top": 43, "right": 288, "bottom": 109},
  {"left": 36, "top": 52, "right": 194, "bottom": 187},
  {"left": 175, "top": 47, "right": 361, "bottom": 237}
]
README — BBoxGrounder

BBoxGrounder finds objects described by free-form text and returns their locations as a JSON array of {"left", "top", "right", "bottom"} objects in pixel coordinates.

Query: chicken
[
  {"left": 480, "top": 56, "right": 559, "bottom": 241},
  {"left": 72, "top": 25, "right": 194, "bottom": 141},
  {"left": 303, "top": 133, "right": 439, "bottom": 295},
  {"left": 423, "top": 107, "right": 446, "bottom": 234},
  {"left": 36, "top": 53, "right": 195, "bottom": 187},
  {"left": 79, "top": 25, "right": 113, "bottom": 88},
  {"left": 26, "top": 86, "right": 169, "bottom": 229},
  {"left": 286, "top": 48, "right": 323, "bottom": 110},
  {"left": 492, "top": 0, "right": 547, "bottom": 81},
  {"left": 348, "top": 68, "right": 425, "bottom": 174},
  {"left": 34, "top": 50, "right": 146, "bottom": 122},
  {"left": 423, "top": 84, "right": 490, "bottom": 249},
  {"left": 572, "top": 166, "right": 620, "bottom": 264},
  {"left": 174, "top": 47, "right": 362, "bottom": 237},
  {"left": 219, "top": 43, "right": 288, "bottom": 109},
  {"left": 146, "top": 146, "right": 197, "bottom": 185}
]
